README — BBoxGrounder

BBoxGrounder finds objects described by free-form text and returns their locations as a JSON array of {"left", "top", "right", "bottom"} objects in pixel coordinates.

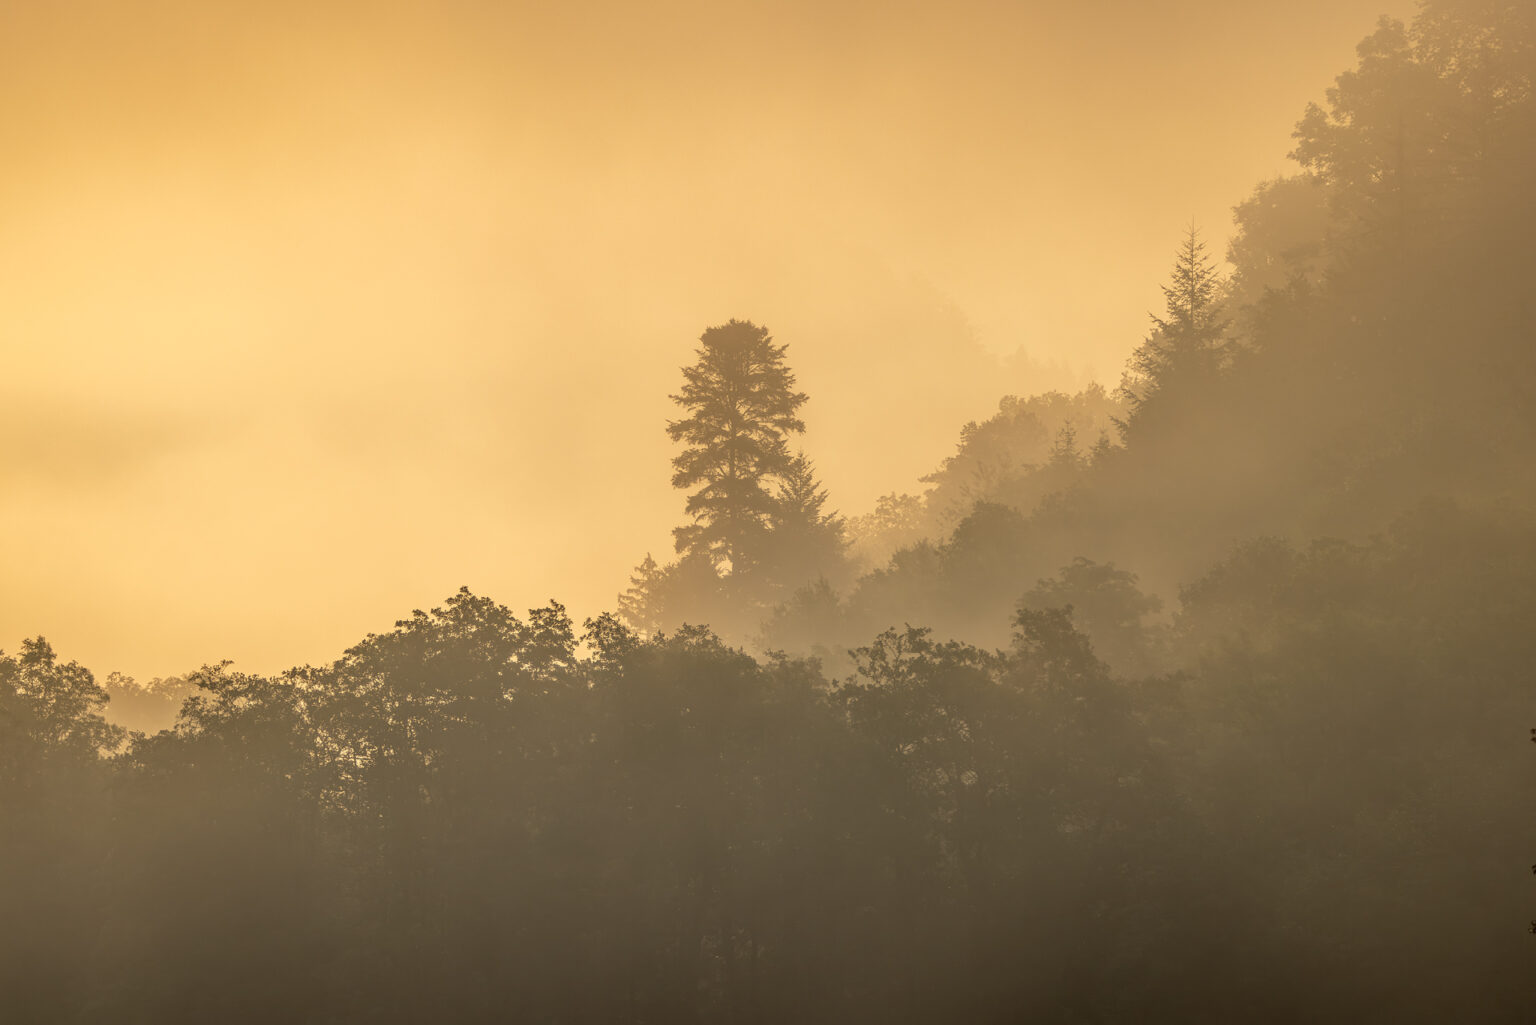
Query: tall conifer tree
[
  {"left": 1119, "top": 227, "right": 1229, "bottom": 433},
  {"left": 667, "top": 320, "right": 808, "bottom": 576}
]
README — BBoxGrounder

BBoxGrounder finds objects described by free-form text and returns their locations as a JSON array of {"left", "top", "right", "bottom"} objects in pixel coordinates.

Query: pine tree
[
  {"left": 667, "top": 320, "right": 808, "bottom": 576},
  {"left": 1048, "top": 422, "right": 1080, "bottom": 469},
  {"left": 773, "top": 452, "right": 842, "bottom": 535},
  {"left": 1119, "top": 227, "right": 1229, "bottom": 434},
  {"left": 763, "top": 451, "right": 849, "bottom": 594},
  {"left": 617, "top": 554, "right": 663, "bottom": 636}
]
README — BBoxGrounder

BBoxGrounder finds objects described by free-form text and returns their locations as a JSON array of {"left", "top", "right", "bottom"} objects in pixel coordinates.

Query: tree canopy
[
  {"left": 11, "top": 3, "right": 1536, "bottom": 1021},
  {"left": 667, "top": 319, "right": 808, "bottom": 576}
]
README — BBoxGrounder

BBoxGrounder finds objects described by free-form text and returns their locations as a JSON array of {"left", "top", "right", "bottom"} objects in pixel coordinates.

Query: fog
[
  {"left": 5, "top": 0, "right": 1534, "bottom": 1022},
  {"left": 2, "top": 0, "right": 1405, "bottom": 678}
]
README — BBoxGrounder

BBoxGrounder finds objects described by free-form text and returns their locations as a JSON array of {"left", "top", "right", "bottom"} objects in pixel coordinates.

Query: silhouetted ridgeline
[
  {"left": 5, "top": 3, "right": 1536, "bottom": 1022},
  {"left": 745, "top": 2, "right": 1536, "bottom": 673}
]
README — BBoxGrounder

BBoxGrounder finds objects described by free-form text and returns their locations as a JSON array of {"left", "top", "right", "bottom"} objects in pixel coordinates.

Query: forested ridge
[{"left": 5, "top": 3, "right": 1536, "bottom": 1021}]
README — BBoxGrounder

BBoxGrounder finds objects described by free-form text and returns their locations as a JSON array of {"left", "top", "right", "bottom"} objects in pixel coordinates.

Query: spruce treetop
[{"left": 666, "top": 319, "right": 808, "bottom": 574}]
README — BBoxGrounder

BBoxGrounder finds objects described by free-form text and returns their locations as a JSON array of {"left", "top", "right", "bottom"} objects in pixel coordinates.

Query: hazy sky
[{"left": 2, "top": 0, "right": 1410, "bottom": 679}]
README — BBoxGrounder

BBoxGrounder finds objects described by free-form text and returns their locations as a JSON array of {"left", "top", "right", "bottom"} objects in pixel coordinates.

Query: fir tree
[
  {"left": 763, "top": 451, "right": 849, "bottom": 594},
  {"left": 1119, "top": 227, "right": 1230, "bottom": 434},
  {"left": 667, "top": 320, "right": 808, "bottom": 576}
]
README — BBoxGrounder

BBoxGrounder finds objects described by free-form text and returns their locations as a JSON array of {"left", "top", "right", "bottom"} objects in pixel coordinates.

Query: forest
[{"left": 4, "top": 2, "right": 1536, "bottom": 1021}]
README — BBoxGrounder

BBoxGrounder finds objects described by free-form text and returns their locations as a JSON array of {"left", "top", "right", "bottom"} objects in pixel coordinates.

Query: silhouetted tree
[
  {"left": 1119, "top": 227, "right": 1229, "bottom": 435},
  {"left": 0, "top": 640, "right": 122, "bottom": 1022},
  {"left": 0, "top": 638, "right": 123, "bottom": 757},
  {"left": 1019, "top": 558, "right": 1166, "bottom": 677},
  {"left": 11, "top": 7, "right": 1536, "bottom": 1021},
  {"left": 1047, "top": 422, "right": 1080, "bottom": 470},
  {"left": 846, "top": 492, "right": 928, "bottom": 571},
  {"left": 1292, "top": 16, "right": 1461, "bottom": 248},
  {"left": 761, "top": 451, "right": 850, "bottom": 597},
  {"left": 1225, "top": 175, "right": 1333, "bottom": 316},
  {"left": 618, "top": 553, "right": 666, "bottom": 636},
  {"left": 667, "top": 319, "right": 808, "bottom": 578}
]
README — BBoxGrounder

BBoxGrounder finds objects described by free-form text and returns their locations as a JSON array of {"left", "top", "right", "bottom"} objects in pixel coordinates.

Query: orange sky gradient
[{"left": 1, "top": 0, "right": 1411, "bottom": 680}]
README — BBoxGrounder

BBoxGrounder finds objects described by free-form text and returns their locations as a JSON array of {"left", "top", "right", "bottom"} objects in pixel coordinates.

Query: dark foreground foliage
[
  {"left": 6, "top": 2, "right": 1536, "bottom": 1021},
  {"left": 5, "top": 506, "right": 1536, "bottom": 1022}
]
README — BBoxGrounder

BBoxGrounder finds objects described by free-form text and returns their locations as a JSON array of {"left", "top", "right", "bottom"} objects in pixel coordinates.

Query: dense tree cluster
[
  {"left": 8, "top": 3, "right": 1536, "bottom": 1021},
  {"left": 9, "top": 503, "right": 1535, "bottom": 1021},
  {"left": 759, "top": 0, "right": 1536, "bottom": 669},
  {"left": 623, "top": 319, "right": 854, "bottom": 638}
]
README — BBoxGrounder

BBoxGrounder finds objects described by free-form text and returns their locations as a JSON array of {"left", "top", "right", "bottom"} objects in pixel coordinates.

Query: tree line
[{"left": 6, "top": 2, "right": 1536, "bottom": 1021}]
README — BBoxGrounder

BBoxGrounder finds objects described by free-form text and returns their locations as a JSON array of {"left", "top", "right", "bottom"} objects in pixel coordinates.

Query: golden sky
[{"left": 1, "top": 0, "right": 1409, "bottom": 679}]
